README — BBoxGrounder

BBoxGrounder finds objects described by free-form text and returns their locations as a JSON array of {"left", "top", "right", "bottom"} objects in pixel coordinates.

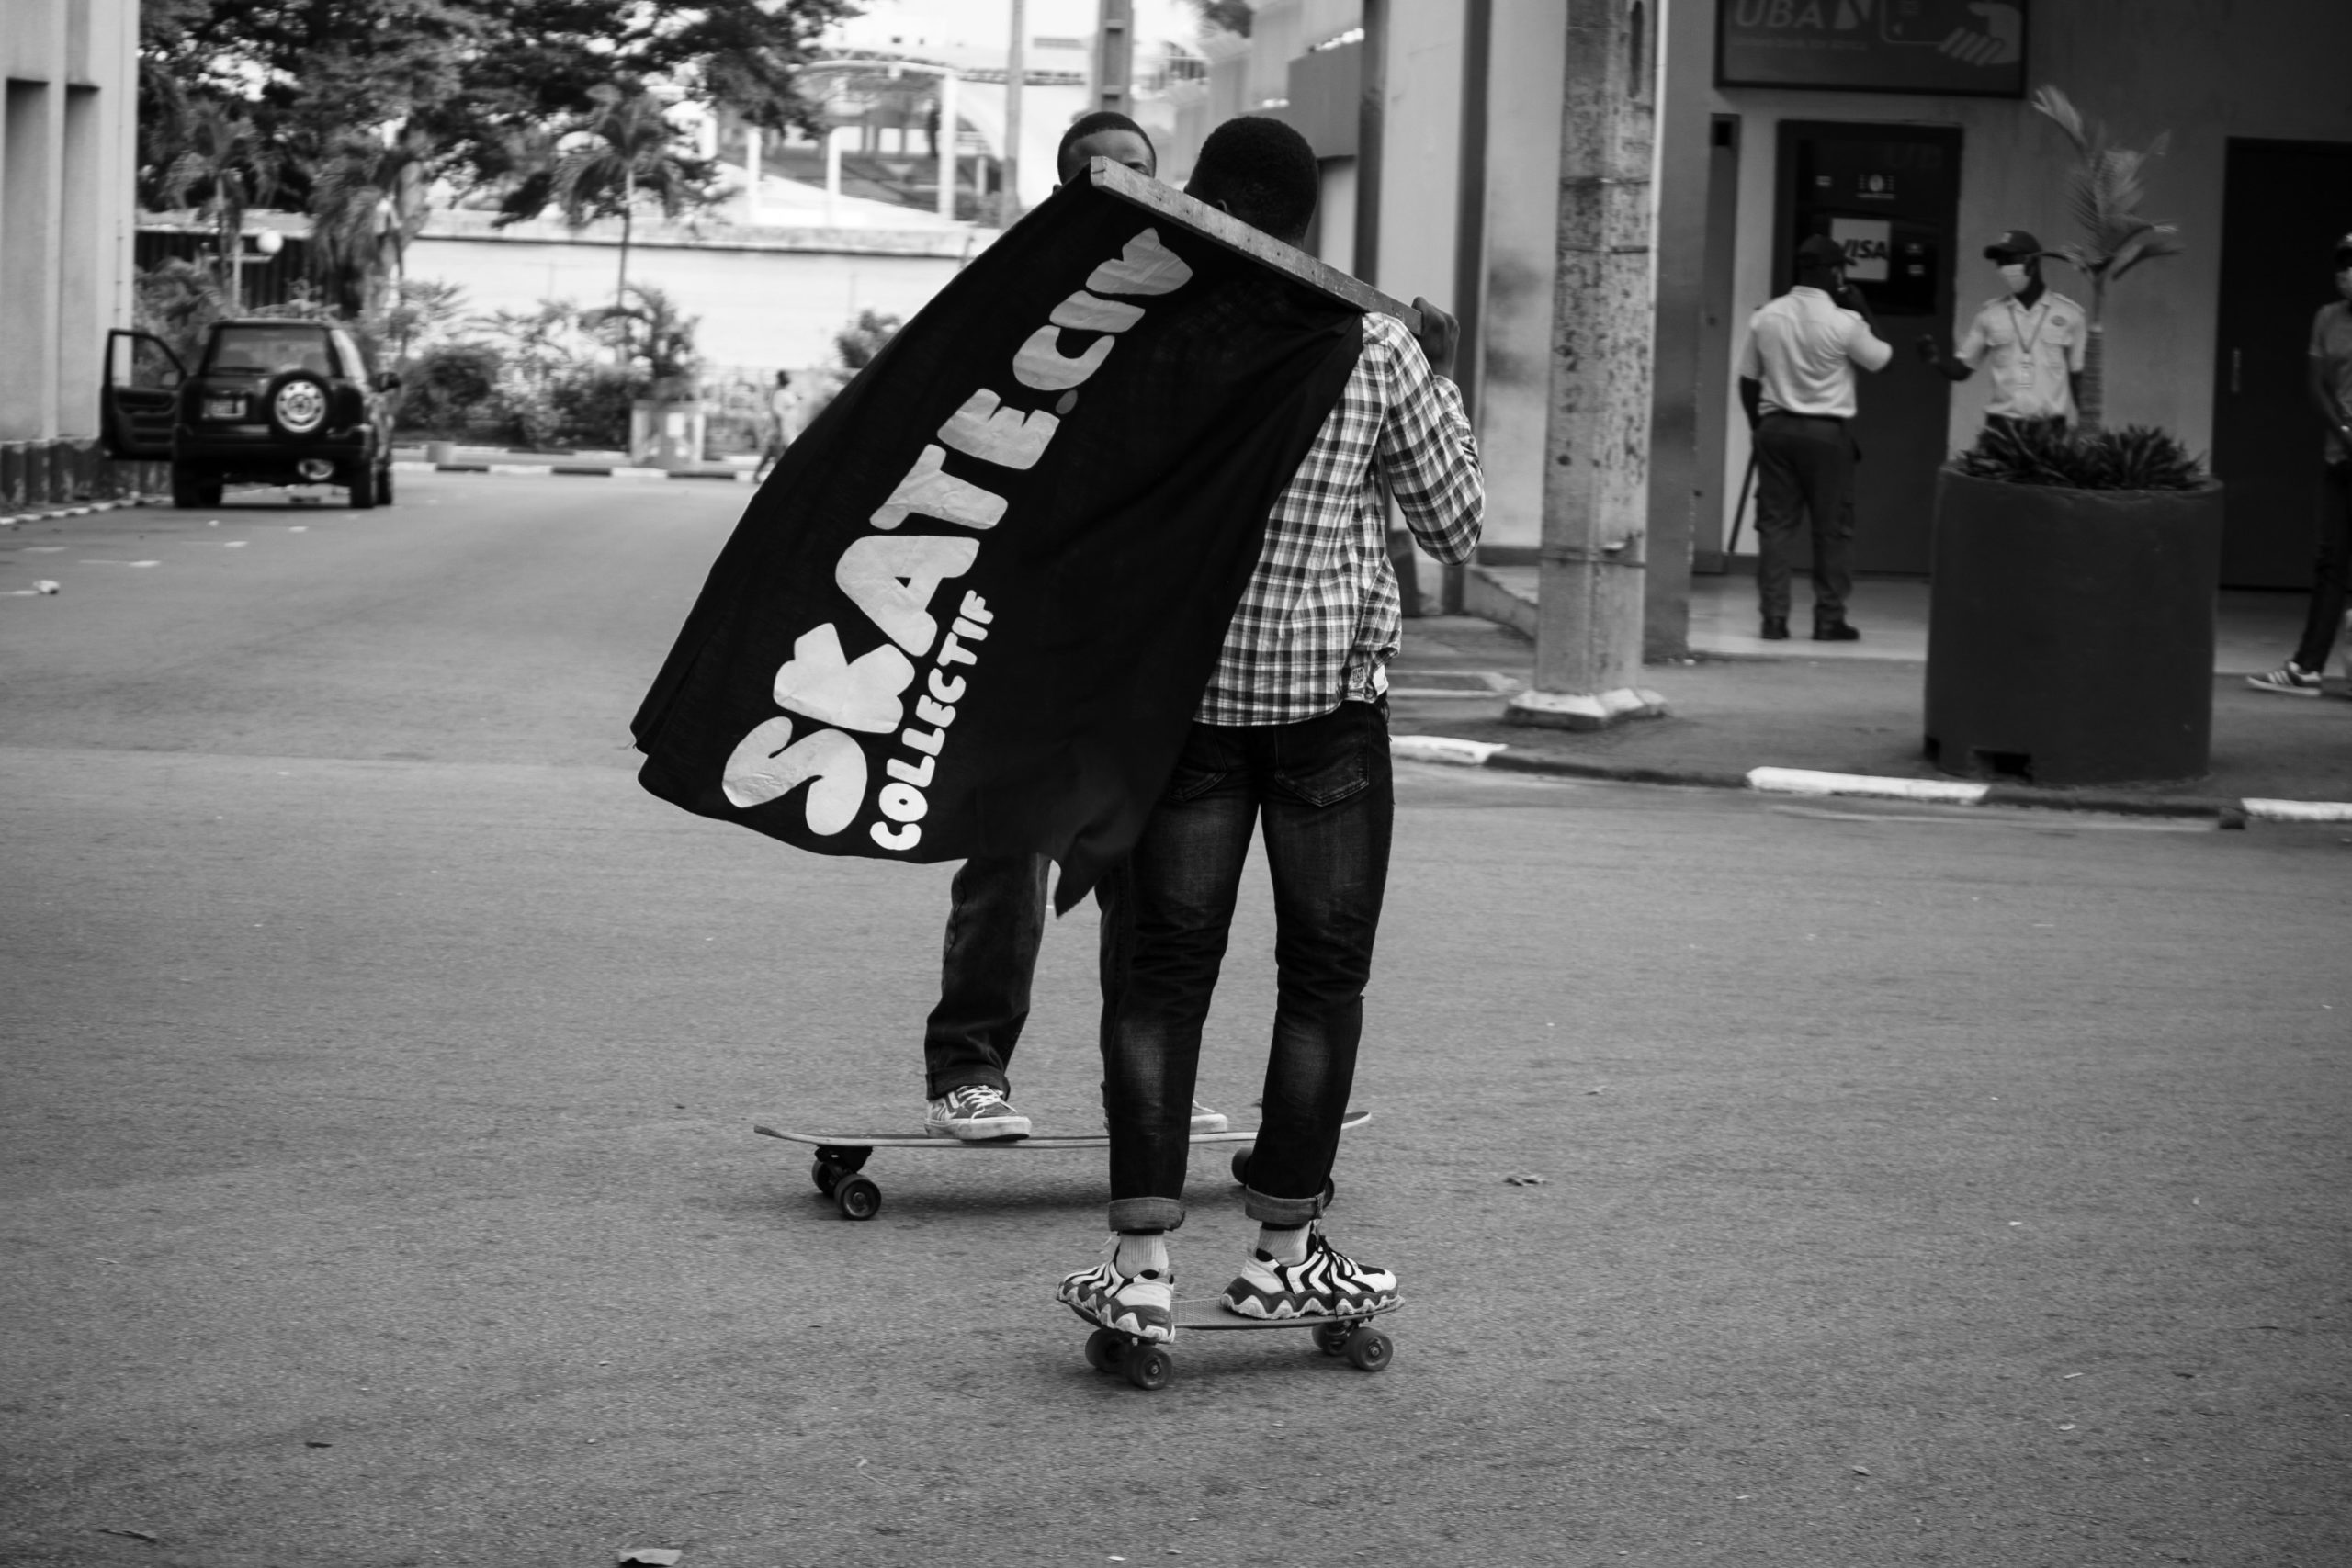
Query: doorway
[
  {"left": 2211, "top": 139, "right": 2352, "bottom": 589},
  {"left": 1773, "top": 121, "right": 1961, "bottom": 576}
]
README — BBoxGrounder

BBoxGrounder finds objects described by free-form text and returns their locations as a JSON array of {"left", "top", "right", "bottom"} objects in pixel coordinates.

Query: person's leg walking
[
  {"left": 922, "top": 853, "right": 1048, "bottom": 1115},
  {"left": 1752, "top": 419, "right": 1804, "bottom": 632},
  {"left": 1238, "top": 700, "right": 1393, "bottom": 1220},
  {"left": 1801, "top": 424, "right": 1858, "bottom": 632},
  {"left": 2291, "top": 459, "right": 2352, "bottom": 676},
  {"left": 1102, "top": 725, "right": 1257, "bottom": 1231}
]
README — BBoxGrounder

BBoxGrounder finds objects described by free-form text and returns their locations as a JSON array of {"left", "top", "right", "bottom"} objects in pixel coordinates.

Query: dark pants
[
  {"left": 1103, "top": 698, "right": 1393, "bottom": 1233},
  {"left": 1754, "top": 412, "right": 1857, "bottom": 624},
  {"left": 922, "top": 855, "right": 1130, "bottom": 1100},
  {"left": 2291, "top": 459, "right": 2352, "bottom": 674}
]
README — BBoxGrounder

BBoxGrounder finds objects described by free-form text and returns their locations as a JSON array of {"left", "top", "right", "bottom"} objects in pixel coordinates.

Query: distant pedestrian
[
  {"left": 1736, "top": 233, "right": 1893, "bottom": 642},
  {"left": 2248, "top": 231, "right": 2352, "bottom": 697},
  {"left": 752, "top": 370, "right": 797, "bottom": 484},
  {"left": 1917, "top": 229, "right": 2086, "bottom": 434}
]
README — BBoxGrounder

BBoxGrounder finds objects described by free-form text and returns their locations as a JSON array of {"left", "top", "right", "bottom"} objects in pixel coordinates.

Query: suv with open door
[{"left": 102, "top": 321, "right": 401, "bottom": 509}]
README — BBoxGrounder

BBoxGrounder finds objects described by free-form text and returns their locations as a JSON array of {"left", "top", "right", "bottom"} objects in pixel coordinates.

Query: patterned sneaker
[
  {"left": 1221, "top": 1224, "right": 1398, "bottom": 1320},
  {"left": 2246, "top": 661, "right": 2322, "bottom": 696},
  {"left": 922, "top": 1085, "right": 1032, "bottom": 1141},
  {"left": 1190, "top": 1100, "right": 1229, "bottom": 1135},
  {"left": 1057, "top": 1235, "right": 1175, "bottom": 1341}
]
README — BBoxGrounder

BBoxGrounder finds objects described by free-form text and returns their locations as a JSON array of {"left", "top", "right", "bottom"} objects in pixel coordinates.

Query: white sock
[
  {"left": 1255, "top": 1224, "right": 1309, "bottom": 1265},
  {"left": 1114, "top": 1232, "right": 1170, "bottom": 1279}
]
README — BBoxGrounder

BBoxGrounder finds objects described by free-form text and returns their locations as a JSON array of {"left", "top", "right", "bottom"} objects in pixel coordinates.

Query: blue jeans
[
  {"left": 1104, "top": 697, "right": 1393, "bottom": 1233},
  {"left": 923, "top": 854, "right": 1130, "bottom": 1100}
]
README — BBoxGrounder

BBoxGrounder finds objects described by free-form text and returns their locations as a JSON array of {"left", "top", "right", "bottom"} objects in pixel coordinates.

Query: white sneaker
[
  {"left": 922, "top": 1085, "right": 1031, "bottom": 1140},
  {"left": 1057, "top": 1235, "right": 1175, "bottom": 1341},
  {"left": 1221, "top": 1224, "right": 1398, "bottom": 1319},
  {"left": 1190, "top": 1100, "right": 1229, "bottom": 1134}
]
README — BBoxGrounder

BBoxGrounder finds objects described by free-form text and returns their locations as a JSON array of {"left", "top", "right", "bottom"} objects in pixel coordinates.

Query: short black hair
[
  {"left": 1186, "top": 116, "right": 1319, "bottom": 244},
  {"left": 1057, "top": 111, "right": 1153, "bottom": 168}
]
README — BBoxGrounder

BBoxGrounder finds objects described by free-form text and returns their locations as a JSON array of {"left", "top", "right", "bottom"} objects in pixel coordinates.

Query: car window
[
  {"left": 331, "top": 330, "right": 368, "bottom": 379},
  {"left": 110, "top": 334, "right": 182, "bottom": 390},
  {"left": 207, "top": 326, "right": 334, "bottom": 377}
]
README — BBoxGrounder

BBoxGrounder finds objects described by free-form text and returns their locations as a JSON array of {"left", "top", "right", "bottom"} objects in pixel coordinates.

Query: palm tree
[
  {"left": 2030, "top": 85, "right": 2186, "bottom": 434},
  {"left": 309, "top": 127, "right": 435, "bottom": 318},
  {"left": 160, "top": 100, "right": 285, "bottom": 313},
  {"left": 544, "top": 85, "right": 716, "bottom": 307}
]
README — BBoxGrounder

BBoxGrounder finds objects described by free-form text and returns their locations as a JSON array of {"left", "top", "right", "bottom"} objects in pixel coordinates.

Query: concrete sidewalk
[{"left": 1388, "top": 576, "right": 2352, "bottom": 817}]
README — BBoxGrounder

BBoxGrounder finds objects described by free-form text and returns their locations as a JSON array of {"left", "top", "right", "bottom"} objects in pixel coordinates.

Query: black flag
[{"left": 631, "top": 175, "right": 1363, "bottom": 909}]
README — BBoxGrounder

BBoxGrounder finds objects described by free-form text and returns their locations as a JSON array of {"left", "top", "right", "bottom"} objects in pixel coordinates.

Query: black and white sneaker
[
  {"left": 1221, "top": 1224, "right": 1398, "bottom": 1319},
  {"left": 2246, "top": 660, "right": 2322, "bottom": 696},
  {"left": 1057, "top": 1236, "right": 1175, "bottom": 1341},
  {"left": 922, "top": 1085, "right": 1031, "bottom": 1140}
]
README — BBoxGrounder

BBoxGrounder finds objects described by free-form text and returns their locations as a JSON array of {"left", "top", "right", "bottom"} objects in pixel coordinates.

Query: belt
[{"left": 1761, "top": 410, "right": 1848, "bottom": 423}]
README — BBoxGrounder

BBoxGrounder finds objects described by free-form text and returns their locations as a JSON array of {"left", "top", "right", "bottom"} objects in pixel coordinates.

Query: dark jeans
[
  {"left": 1754, "top": 412, "right": 1857, "bottom": 623},
  {"left": 922, "top": 854, "right": 1129, "bottom": 1100},
  {"left": 2291, "top": 459, "right": 2352, "bottom": 674},
  {"left": 1104, "top": 698, "right": 1393, "bottom": 1233}
]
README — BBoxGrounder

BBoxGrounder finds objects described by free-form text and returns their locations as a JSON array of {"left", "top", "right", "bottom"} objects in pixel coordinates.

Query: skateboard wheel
[
  {"left": 810, "top": 1158, "right": 842, "bottom": 1197},
  {"left": 832, "top": 1174, "right": 882, "bottom": 1221},
  {"left": 1341, "top": 1327, "right": 1391, "bottom": 1372},
  {"left": 1084, "top": 1328, "right": 1125, "bottom": 1374},
  {"left": 1312, "top": 1321, "right": 1354, "bottom": 1357},
  {"left": 1122, "top": 1343, "right": 1172, "bottom": 1391},
  {"left": 1229, "top": 1145, "right": 1253, "bottom": 1185}
]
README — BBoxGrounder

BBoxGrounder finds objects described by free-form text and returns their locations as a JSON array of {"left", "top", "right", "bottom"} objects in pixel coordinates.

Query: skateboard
[
  {"left": 1080, "top": 1297, "right": 1402, "bottom": 1391},
  {"left": 755, "top": 1109, "right": 1373, "bottom": 1221}
]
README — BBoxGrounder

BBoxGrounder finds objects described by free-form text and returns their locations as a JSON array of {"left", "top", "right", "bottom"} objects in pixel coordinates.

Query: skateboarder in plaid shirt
[{"left": 1057, "top": 116, "right": 1484, "bottom": 1341}]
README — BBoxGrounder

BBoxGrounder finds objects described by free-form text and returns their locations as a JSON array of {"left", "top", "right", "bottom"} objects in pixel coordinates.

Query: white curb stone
[
  {"left": 1747, "top": 767, "right": 1990, "bottom": 805},
  {"left": 1390, "top": 735, "right": 1508, "bottom": 767},
  {"left": 2240, "top": 797, "right": 2352, "bottom": 823}
]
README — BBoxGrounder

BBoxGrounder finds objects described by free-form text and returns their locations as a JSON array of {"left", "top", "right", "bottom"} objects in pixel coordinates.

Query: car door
[{"left": 101, "top": 330, "right": 185, "bottom": 459}]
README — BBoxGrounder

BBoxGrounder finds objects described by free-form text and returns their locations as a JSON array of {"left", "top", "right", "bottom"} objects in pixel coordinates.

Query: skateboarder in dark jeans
[
  {"left": 1057, "top": 116, "right": 1483, "bottom": 1341},
  {"left": 918, "top": 115, "right": 1227, "bottom": 1144}
]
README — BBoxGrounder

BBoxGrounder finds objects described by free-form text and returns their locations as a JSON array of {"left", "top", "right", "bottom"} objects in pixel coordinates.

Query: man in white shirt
[
  {"left": 2248, "top": 231, "right": 2352, "bottom": 696},
  {"left": 1917, "top": 229, "right": 2086, "bottom": 433},
  {"left": 1736, "top": 233, "right": 1894, "bottom": 641}
]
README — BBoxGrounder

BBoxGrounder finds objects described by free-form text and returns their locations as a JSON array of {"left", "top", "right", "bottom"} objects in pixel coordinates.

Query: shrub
[
  {"left": 1952, "top": 420, "right": 2205, "bottom": 491},
  {"left": 545, "top": 365, "right": 647, "bottom": 449},
  {"left": 835, "top": 308, "right": 901, "bottom": 371},
  {"left": 395, "top": 343, "right": 502, "bottom": 435}
]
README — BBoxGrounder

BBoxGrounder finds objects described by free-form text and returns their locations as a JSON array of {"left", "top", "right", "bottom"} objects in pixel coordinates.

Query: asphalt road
[{"left": 3, "top": 476, "right": 2346, "bottom": 1568}]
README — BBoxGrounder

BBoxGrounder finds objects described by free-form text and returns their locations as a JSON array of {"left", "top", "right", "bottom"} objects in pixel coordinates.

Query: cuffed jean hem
[
  {"left": 930, "top": 1070, "right": 1011, "bottom": 1097},
  {"left": 1241, "top": 1184, "right": 1329, "bottom": 1225},
  {"left": 1106, "top": 1197, "right": 1186, "bottom": 1233}
]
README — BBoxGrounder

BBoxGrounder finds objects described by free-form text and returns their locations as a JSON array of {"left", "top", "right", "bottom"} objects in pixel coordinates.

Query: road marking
[
  {"left": 1748, "top": 766, "right": 1988, "bottom": 805},
  {"left": 77, "top": 559, "right": 161, "bottom": 567}
]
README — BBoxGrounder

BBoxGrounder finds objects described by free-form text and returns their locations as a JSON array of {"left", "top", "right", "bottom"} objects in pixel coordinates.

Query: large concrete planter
[
  {"left": 1924, "top": 466, "right": 2225, "bottom": 786},
  {"left": 629, "top": 399, "right": 707, "bottom": 468}
]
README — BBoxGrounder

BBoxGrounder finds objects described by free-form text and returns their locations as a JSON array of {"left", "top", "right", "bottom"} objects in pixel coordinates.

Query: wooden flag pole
[{"left": 1086, "top": 157, "right": 1421, "bottom": 334}]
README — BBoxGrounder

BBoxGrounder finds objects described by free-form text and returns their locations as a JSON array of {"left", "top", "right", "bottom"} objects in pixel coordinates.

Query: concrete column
[
  {"left": 1093, "top": 0, "right": 1133, "bottom": 115},
  {"left": 1002, "top": 0, "right": 1024, "bottom": 226},
  {"left": 1504, "top": 0, "right": 1665, "bottom": 731}
]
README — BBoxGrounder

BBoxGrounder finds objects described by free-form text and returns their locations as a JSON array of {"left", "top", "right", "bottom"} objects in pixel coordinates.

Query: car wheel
[
  {"left": 348, "top": 462, "right": 378, "bottom": 510},
  {"left": 171, "top": 463, "right": 208, "bottom": 509},
  {"left": 264, "top": 371, "right": 334, "bottom": 442},
  {"left": 377, "top": 460, "right": 394, "bottom": 505}
]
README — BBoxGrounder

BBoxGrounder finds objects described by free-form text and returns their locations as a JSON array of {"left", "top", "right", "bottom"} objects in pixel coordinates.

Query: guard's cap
[
  {"left": 1795, "top": 233, "right": 1847, "bottom": 269},
  {"left": 1984, "top": 229, "right": 2047, "bottom": 261}
]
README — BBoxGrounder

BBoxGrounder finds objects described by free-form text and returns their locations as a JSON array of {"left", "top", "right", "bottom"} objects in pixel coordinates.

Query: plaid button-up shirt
[{"left": 1196, "top": 311, "right": 1484, "bottom": 727}]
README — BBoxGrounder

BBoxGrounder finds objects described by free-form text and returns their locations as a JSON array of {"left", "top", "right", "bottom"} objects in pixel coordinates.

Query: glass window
[
  {"left": 331, "top": 329, "right": 369, "bottom": 379},
  {"left": 205, "top": 325, "right": 334, "bottom": 377}
]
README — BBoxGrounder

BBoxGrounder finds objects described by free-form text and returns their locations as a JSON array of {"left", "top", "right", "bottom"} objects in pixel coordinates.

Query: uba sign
[{"left": 1717, "top": 0, "right": 2028, "bottom": 96}]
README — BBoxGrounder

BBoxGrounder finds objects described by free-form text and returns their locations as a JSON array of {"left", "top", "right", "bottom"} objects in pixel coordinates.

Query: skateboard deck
[
  {"left": 1082, "top": 1297, "right": 1403, "bottom": 1390},
  {"left": 759, "top": 1110, "right": 1372, "bottom": 1220}
]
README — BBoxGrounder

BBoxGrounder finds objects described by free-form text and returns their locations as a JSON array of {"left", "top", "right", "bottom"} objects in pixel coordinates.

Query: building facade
[
  {"left": 0, "top": 0, "right": 142, "bottom": 511},
  {"left": 1165, "top": 0, "right": 2352, "bottom": 654}
]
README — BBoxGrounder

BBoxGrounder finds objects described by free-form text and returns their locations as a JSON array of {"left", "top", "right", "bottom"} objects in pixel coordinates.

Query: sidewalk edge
[{"left": 1392, "top": 733, "right": 2346, "bottom": 825}]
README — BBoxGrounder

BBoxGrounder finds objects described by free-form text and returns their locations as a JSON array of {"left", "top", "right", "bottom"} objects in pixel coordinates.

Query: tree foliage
[
  {"left": 136, "top": 0, "right": 857, "bottom": 316},
  {"left": 2029, "top": 85, "right": 2186, "bottom": 434}
]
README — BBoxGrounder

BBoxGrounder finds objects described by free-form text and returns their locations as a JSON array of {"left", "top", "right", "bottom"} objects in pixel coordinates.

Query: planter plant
[{"left": 1924, "top": 87, "right": 2224, "bottom": 789}]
